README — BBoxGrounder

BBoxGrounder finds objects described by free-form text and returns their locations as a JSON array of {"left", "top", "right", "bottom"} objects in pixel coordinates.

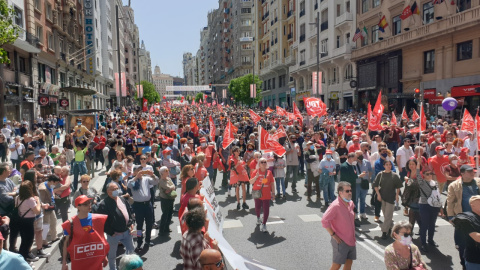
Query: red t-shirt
[
  {"left": 345, "top": 124, "right": 354, "bottom": 136},
  {"left": 252, "top": 170, "right": 274, "bottom": 200},
  {"left": 195, "top": 165, "right": 208, "bottom": 182},
  {"left": 348, "top": 144, "right": 360, "bottom": 153},
  {"left": 179, "top": 193, "right": 201, "bottom": 221},
  {"left": 428, "top": 155, "right": 450, "bottom": 183}
]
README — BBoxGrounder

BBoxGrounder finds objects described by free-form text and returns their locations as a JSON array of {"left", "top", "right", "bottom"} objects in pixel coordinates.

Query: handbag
[
  {"left": 370, "top": 172, "right": 384, "bottom": 205},
  {"left": 15, "top": 146, "right": 24, "bottom": 161},
  {"left": 408, "top": 245, "right": 426, "bottom": 270},
  {"left": 252, "top": 170, "right": 268, "bottom": 199},
  {"left": 419, "top": 184, "right": 442, "bottom": 208},
  {"left": 166, "top": 189, "right": 178, "bottom": 199},
  {"left": 11, "top": 199, "right": 31, "bottom": 222}
]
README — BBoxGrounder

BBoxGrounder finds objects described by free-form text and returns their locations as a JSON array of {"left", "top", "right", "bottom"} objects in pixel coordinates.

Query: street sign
[{"left": 239, "top": 37, "right": 254, "bottom": 42}]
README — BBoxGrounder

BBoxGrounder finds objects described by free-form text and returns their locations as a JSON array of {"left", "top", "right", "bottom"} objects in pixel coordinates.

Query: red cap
[
  {"left": 75, "top": 195, "right": 91, "bottom": 207},
  {"left": 200, "top": 137, "right": 207, "bottom": 143},
  {"left": 162, "top": 149, "right": 172, "bottom": 155},
  {"left": 435, "top": 145, "right": 445, "bottom": 152},
  {"left": 156, "top": 130, "right": 161, "bottom": 134},
  {"left": 167, "top": 138, "right": 174, "bottom": 144},
  {"left": 325, "top": 149, "right": 333, "bottom": 154},
  {"left": 431, "top": 130, "right": 438, "bottom": 134}
]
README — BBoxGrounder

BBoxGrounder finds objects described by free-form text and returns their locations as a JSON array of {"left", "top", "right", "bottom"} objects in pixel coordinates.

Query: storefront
[
  {"left": 22, "top": 87, "right": 35, "bottom": 125},
  {"left": 278, "top": 93, "right": 286, "bottom": 108},
  {"left": 450, "top": 84, "right": 480, "bottom": 117},
  {"left": 343, "top": 91, "right": 353, "bottom": 111},
  {"left": 4, "top": 82, "right": 21, "bottom": 121},
  {"left": 329, "top": 92, "right": 339, "bottom": 111}
]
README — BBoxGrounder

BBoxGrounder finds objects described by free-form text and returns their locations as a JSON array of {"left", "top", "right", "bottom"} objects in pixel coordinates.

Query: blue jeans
[
  {"left": 419, "top": 204, "right": 440, "bottom": 245},
  {"left": 275, "top": 177, "right": 285, "bottom": 195},
  {"left": 466, "top": 261, "right": 480, "bottom": 270},
  {"left": 355, "top": 183, "right": 368, "bottom": 214},
  {"left": 388, "top": 142, "right": 398, "bottom": 158},
  {"left": 106, "top": 230, "right": 134, "bottom": 270},
  {"left": 132, "top": 202, "right": 154, "bottom": 246},
  {"left": 71, "top": 161, "right": 87, "bottom": 191},
  {"left": 322, "top": 175, "right": 336, "bottom": 203},
  {"left": 206, "top": 165, "right": 214, "bottom": 183}
]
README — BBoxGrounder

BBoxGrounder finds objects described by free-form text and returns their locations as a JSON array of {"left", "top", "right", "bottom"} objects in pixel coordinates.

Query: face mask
[
  {"left": 436, "top": 138, "right": 441, "bottom": 142},
  {"left": 342, "top": 197, "right": 351, "bottom": 203},
  {"left": 77, "top": 122, "right": 81, "bottom": 126},
  {"left": 381, "top": 153, "right": 388, "bottom": 158},
  {"left": 165, "top": 155, "right": 171, "bottom": 160},
  {"left": 326, "top": 154, "right": 332, "bottom": 159},
  {"left": 429, "top": 180, "right": 436, "bottom": 186},
  {"left": 452, "top": 160, "right": 458, "bottom": 165},
  {"left": 351, "top": 161, "right": 357, "bottom": 166},
  {"left": 357, "top": 156, "right": 363, "bottom": 161},
  {"left": 399, "top": 235, "right": 412, "bottom": 246},
  {"left": 439, "top": 150, "right": 445, "bottom": 155},
  {"left": 248, "top": 149, "right": 253, "bottom": 151},
  {"left": 49, "top": 184, "right": 56, "bottom": 190},
  {"left": 112, "top": 189, "right": 122, "bottom": 198},
  {"left": 201, "top": 143, "right": 206, "bottom": 147},
  {"left": 310, "top": 145, "right": 314, "bottom": 150}
]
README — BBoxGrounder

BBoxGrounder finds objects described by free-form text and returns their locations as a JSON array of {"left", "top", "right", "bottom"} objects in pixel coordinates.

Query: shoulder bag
[
  {"left": 408, "top": 245, "right": 426, "bottom": 270},
  {"left": 252, "top": 170, "right": 268, "bottom": 200},
  {"left": 419, "top": 183, "right": 442, "bottom": 208},
  {"left": 59, "top": 218, "right": 74, "bottom": 263},
  {"left": 370, "top": 172, "right": 384, "bottom": 205},
  {"left": 11, "top": 198, "right": 31, "bottom": 222}
]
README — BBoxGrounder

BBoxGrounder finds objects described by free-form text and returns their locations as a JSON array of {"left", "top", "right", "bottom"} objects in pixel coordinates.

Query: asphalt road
[{"left": 41, "top": 171, "right": 462, "bottom": 270}]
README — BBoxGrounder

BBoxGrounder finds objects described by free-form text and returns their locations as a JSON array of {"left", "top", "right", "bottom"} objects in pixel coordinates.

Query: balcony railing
[
  {"left": 332, "top": 44, "right": 352, "bottom": 58},
  {"left": 26, "top": 32, "right": 40, "bottom": 47},
  {"left": 287, "top": 10, "right": 293, "bottom": 18},
  {"left": 60, "top": 53, "right": 66, "bottom": 61},
  {"left": 299, "top": 60, "right": 306, "bottom": 66},
  {"left": 300, "top": 34, "right": 306, "bottom": 43},
  {"left": 320, "top": 21, "right": 328, "bottom": 31},
  {"left": 287, "top": 33, "right": 293, "bottom": 40},
  {"left": 300, "top": 10, "right": 305, "bottom": 17},
  {"left": 335, "top": 12, "right": 353, "bottom": 26}
]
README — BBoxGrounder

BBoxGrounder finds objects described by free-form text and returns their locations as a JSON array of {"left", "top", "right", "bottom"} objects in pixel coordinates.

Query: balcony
[
  {"left": 300, "top": 10, "right": 305, "bottom": 17},
  {"left": 287, "top": 10, "right": 293, "bottom": 18},
  {"left": 320, "top": 21, "right": 328, "bottom": 32},
  {"left": 262, "top": 11, "right": 269, "bottom": 22},
  {"left": 285, "top": 54, "right": 296, "bottom": 66},
  {"left": 19, "top": 73, "right": 31, "bottom": 86},
  {"left": 332, "top": 43, "right": 352, "bottom": 59},
  {"left": 288, "top": 33, "right": 293, "bottom": 40},
  {"left": 300, "top": 34, "right": 305, "bottom": 43},
  {"left": 352, "top": 5, "right": 480, "bottom": 61},
  {"left": 335, "top": 12, "right": 353, "bottom": 32},
  {"left": 3, "top": 69, "right": 15, "bottom": 82},
  {"left": 299, "top": 60, "right": 306, "bottom": 66},
  {"left": 25, "top": 32, "right": 40, "bottom": 47}
]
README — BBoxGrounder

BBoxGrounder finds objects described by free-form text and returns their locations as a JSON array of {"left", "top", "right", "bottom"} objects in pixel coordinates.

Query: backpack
[{"left": 58, "top": 219, "right": 74, "bottom": 262}]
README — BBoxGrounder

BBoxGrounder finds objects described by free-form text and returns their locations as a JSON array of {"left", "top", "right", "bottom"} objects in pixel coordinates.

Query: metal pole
[
  {"left": 0, "top": 65, "right": 5, "bottom": 123},
  {"left": 316, "top": 11, "right": 320, "bottom": 99},
  {"left": 252, "top": 38, "right": 255, "bottom": 108},
  {"left": 116, "top": 5, "right": 122, "bottom": 107}
]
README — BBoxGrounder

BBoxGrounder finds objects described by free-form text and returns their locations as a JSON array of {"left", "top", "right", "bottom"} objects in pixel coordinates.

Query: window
[
  {"left": 392, "top": 15, "right": 401, "bottom": 36},
  {"left": 241, "top": 8, "right": 251, "bottom": 14},
  {"left": 241, "top": 19, "right": 252, "bottom": 26},
  {"left": 346, "top": 33, "right": 350, "bottom": 44},
  {"left": 457, "top": 41, "right": 472, "bottom": 61},
  {"left": 345, "top": 64, "right": 353, "bottom": 80},
  {"left": 46, "top": 3, "right": 52, "bottom": 20},
  {"left": 14, "top": 6, "right": 23, "bottom": 28},
  {"left": 423, "top": 3, "right": 434, "bottom": 25},
  {"left": 300, "top": 49, "right": 306, "bottom": 65},
  {"left": 424, "top": 50, "right": 435, "bottom": 74},
  {"left": 272, "top": 78, "right": 276, "bottom": 89},
  {"left": 372, "top": 0, "right": 380, "bottom": 8},
  {"left": 300, "top": 24, "right": 305, "bottom": 43},
  {"left": 34, "top": 0, "right": 41, "bottom": 11},
  {"left": 362, "top": 0, "right": 368, "bottom": 13},
  {"left": 47, "top": 33, "right": 54, "bottom": 50},
  {"left": 242, "top": 44, "right": 252, "bottom": 50},
  {"left": 336, "top": 36, "right": 340, "bottom": 48},
  {"left": 36, "top": 25, "right": 43, "bottom": 43},
  {"left": 457, "top": 0, "right": 471, "bottom": 12},
  {"left": 19, "top": 57, "right": 26, "bottom": 73},
  {"left": 321, "top": 39, "right": 328, "bottom": 55},
  {"left": 299, "top": 1, "right": 305, "bottom": 17},
  {"left": 371, "top": 25, "right": 379, "bottom": 44}
]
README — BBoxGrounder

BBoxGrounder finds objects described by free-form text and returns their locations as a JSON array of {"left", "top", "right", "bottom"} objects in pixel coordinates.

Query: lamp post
[{"left": 309, "top": 11, "right": 320, "bottom": 99}]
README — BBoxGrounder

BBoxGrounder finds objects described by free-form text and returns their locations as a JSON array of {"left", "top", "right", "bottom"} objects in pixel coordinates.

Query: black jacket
[{"left": 95, "top": 196, "right": 134, "bottom": 236}]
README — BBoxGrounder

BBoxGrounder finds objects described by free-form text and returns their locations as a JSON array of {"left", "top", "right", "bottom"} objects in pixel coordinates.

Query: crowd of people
[{"left": 0, "top": 102, "right": 479, "bottom": 270}]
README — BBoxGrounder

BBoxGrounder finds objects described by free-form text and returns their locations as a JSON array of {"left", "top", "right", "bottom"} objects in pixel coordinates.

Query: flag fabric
[
  {"left": 411, "top": 1, "right": 420, "bottom": 15},
  {"left": 412, "top": 109, "right": 420, "bottom": 122},
  {"left": 222, "top": 120, "right": 236, "bottom": 149},
  {"left": 142, "top": 98, "right": 148, "bottom": 112},
  {"left": 293, "top": 103, "right": 303, "bottom": 127},
  {"left": 287, "top": 112, "right": 296, "bottom": 121},
  {"left": 217, "top": 104, "right": 223, "bottom": 112},
  {"left": 400, "top": 6, "right": 413, "bottom": 20},
  {"left": 476, "top": 113, "right": 480, "bottom": 147},
  {"left": 368, "top": 92, "right": 384, "bottom": 131},
  {"left": 265, "top": 107, "right": 273, "bottom": 114},
  {"left": 461, "top": 108, "right": 475, "bottom": 133},
  {"left": 249, "top": 109, "right": 262, "bottom": 124},
  {"left": 259, "top": 125, "right": 286, "bottom": 157},
  {"left": 270, "top": 125, "right": 287, "bottom": 141},
  {"left": 378, "top": 15, "right": 388, "bottom": 32},
  {"left": 149, "top": 114, "right": 153, "bottom": 124},
  {"left": 420, "top": 104, "right": 427, "bottom": 132},
  {"left": 353, "top": 28, "right": 363, "bottom": 42},
  {"left": 432, "top": 0, "right": 444, "bottom": 4},
  {"left": 192, "top": 100, "right": 196, "bottom": 106},
  {"left": 190, "top": 117, "right": 198, "bottom": 133},
  {"left": 402, "top": 107, "right": 409, "bottom": 121},
  {"left": 212, "top": 100, "right": 217, "bottom": 106},
  {"left": 209, "top": 116, "right": 216, "bottom": 142},
  {"left": 362, "top": 26, "right": 368, "bottom": 38},
  {"left": 303, "top": 97, "right": 327, "bottom": 117},
  {"left": 149, "top": 105, "right": 154, "bottom": 113},
  {"left": 391, "top": 112, "right": 397, "bottom": 126},
  {"left": 276, "top": 106, "right": 287, "bottom": 116}
]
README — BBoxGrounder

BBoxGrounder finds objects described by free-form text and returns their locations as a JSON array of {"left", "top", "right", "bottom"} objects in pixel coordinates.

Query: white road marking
[
  {"left": 177, "top": 225, "right": 181, "bottom": 234},
  {"left": 266, "top": 216, "right": 284, "bottom": 225},
  {"left": 223, "top": 219, "right": 243, "bottom": 228},
  {"left": 150, "top": 229, "right": 157, "bottom": 237},
  {"left": 298, "top": 214, "right": 322, "bottom": 222}
]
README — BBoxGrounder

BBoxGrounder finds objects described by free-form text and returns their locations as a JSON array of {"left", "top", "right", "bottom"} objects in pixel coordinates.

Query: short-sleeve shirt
[
  {"left": 373, "top": 171, "right": 403, "bottom": 204},
  {"left": 16, "top": 196, "right": 36, "bottom": 218},
  {"left": 252, "top": 170, "right": 274, "bottom": 200},
  {"left": 444, "top": 165, "right": 461, "bottom": 181},
  {"left": 73, "top": 125, "right": 89, "bottom": 138},
  {"left": 74, "top": 148, "right": 88, "bottom": 162}
]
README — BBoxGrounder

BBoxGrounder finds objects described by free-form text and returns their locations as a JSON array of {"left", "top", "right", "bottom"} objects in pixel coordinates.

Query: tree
[
  {"left": 194, "top": 92, "right": 204, "bottom": 103},
  {"left": 135, "top": 80, "right": 159, "bottom": 104},
  {"left": 228, "top": 74, "right": 262, "bottom": 106},
  {"left": 0, "top": 0, "right": 19, "bottom": 64}
]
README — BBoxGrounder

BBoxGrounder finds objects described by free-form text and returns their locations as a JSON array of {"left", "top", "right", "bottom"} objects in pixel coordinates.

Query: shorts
[
  {"left": 331, "top": 237, "right": 356, "bottom": 265},
  {"left": 34, "top": 216, "right": 44, "bottom": 231}
]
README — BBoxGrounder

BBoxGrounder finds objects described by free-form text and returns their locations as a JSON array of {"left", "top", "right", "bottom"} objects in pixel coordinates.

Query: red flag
[
  {"left": 287, "top": 112, "right": 296, "bottom": 121},
  {"left": 259, "top": 125, "right": 286, "bottom": 157},
  {"left": 476, "top": 113, "right": 480, "bottom": 147},
  {"left": 303, "top": 97, "right": 327, "bottom": 117},
  {"left": 149, "top": 105, "right": 154, "bottom": 113},
  {"left": 142, "top": 98, "right": 148, "bottom": 112},
  {"left": 271, "top": 125, "right": 287, "bottom": 140},
  {"left": 368, "top": 91, "right": 384, "bottom": 131},
  {"left": 149, "top": 114, "right": 153, "bottom": 124},
  {"left": 265, "top": 107, "right": 273, "bottom": 114},
  {"left": 217, "top": 104, "right": 223, "bottom": 112},
  {"left": 207, "top": 103, "right": 211, "bottom": 107},
  {"left": 249, "top": 109, "right": 262, "bottom": 124},
  {"left": 293, "top": 103, "right": 303, "bottom": 126},
  {"left": 400, "top": 5, "right": 412, "bottom": 20},
  {"left": 412, "top": 109, "right": 419, "bottom": 122},
  {"left": 191, "top": 117, "right": 198, "bottom": 133},
  {"left": 212, "top": 100, "right": 217, "bottom": 106},
  {"left": 391, "top": 111, "right": 397, "bottom": 126},
  {"left": 420, "top": 104, "right": 427, "bottom": 132},
  {"left": 209, "top": 116, "right": 216, "bottom": 142},
  {"left": 402, "top": 107, "right": 409, "bottom": 121},
  {"left": 199, "top": 99, "right": 203, "bottom": 104},
  {"left": 461, "top": 108, "right": 475, "bottom": 133},
  {"left": 276, "top": 106, "right": 286, "bottom": 116},
  {"left": 192, "top": 100, "right": 196, "bottom": 106},
  {"left": 222, "top": 120, "right": 235, "bottom": 149}
]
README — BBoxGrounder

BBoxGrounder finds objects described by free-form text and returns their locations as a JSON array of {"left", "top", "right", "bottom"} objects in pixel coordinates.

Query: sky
[{"left": 127, "top": 0, "right": 218, "bottom": 78}]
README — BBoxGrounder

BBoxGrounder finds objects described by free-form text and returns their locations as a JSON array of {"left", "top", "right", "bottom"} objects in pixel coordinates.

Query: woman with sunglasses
[
  {"left": 229, "top": 147, "right": 249, "bottom": 210},
  {"left": 418, "top": 166, "right": 442, "bottom": 253},
  {"left": 249, "top": 157, "right": 275, "bottom": 232},
  {"left": 384, "top": 220, "right": 426, "bottom": 270}
]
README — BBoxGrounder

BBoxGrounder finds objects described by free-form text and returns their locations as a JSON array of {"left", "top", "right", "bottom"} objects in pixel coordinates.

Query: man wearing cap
[
  {"left": 347, "top": 136, "right": 360, "bottom": 153},
  {"left": 62, "top": 195, "right": 109, "bottom": 270},
  {"left": 198, "top": 137, "right": 216, "bottom": 179},
  {"left": 127, "top": 165, "right": 159, "bottom": 251},
  {"left": 428, "top": 145, "right": 450, "bottom": 194},
  {"left": 452, "top": 195, "right": 480, "bottom": 269},
  {"left": 96, "top": 183, "right": 135, "bottom": 270},
  {"left": 319, "top": 150, "right": 337, "bottom": 207},
  {"left": 447, "top": 165, "right": 480, "bottom": 268},
  {"left": 19, "top": 151, "right": 35, "bottom": 179}
]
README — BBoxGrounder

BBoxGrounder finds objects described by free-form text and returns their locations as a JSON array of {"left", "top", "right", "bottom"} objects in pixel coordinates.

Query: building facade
[
  {"left": 153, "top": 65, "right": 173, "bottom": 97},
  {"left": 351, "top": 0, "right": 480, "bottom": 115},
  {"left": 138, "top": 40, "right": 152, "bottom": 83}
]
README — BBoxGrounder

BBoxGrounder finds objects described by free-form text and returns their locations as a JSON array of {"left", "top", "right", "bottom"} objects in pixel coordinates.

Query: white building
[
  {"left": 153, "top": 65, "right": 173, "bottom": 97},
  {"left": 289, "top": 0, "right": 356, "bottom": 110},
  {"left": 139, "top": 40, "right": 152, "bottom": 83},
  {"left": 97, "top": 0, "right": 115, "bottom": 109}
]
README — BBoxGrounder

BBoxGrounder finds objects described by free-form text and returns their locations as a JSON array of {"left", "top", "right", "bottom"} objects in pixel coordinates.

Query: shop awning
[
  {"left": 13, "top": 39, "right": 41, "bottom": 53},
  {"left": 65, "top": 109, "right": 104, "bottom": 115},
  {"left": 451, "top": 84, "right": 480, "bottom": 97},
  {"left": 60, "top": 86, "right": 97, "bottom": 96}
]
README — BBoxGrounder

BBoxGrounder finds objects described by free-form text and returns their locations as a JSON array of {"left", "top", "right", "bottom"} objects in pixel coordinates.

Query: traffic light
[
  {"left": 414, "top": 88, "right": 421, "bottom": 104},
  {"left": 209, "top": 83, "right": 212, "bottom": 89}
]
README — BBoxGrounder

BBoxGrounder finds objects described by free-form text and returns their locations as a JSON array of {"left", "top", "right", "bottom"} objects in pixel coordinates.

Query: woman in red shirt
[
  {"left": 195, "top": 153, "right": 209, "bottom": 183},
  {"left": 180, "top": 165, "right": 195, "bottom": 195},
  {"left": 229, "top": 147, "right": 250, "bottom": 210},
  {"left": 249, "top": 157, "right": 275, "bottom": 233}
]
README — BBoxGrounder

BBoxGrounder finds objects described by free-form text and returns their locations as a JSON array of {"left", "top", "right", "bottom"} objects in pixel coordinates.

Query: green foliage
[
  {"left": 135, "top": 80, "right": 159, "bottom": 104},
  {"left": 0, "top": 0, "right": 20, "bottom": 64},
  {"left": 194, "top": 92, "right": 204, "bottom": 103},
  {"left": 228, "top": 74, "right": 262, "bottom": 106}
]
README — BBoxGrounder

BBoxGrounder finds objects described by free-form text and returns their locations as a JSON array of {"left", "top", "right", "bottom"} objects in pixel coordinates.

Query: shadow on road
[{"left": 247, "top": 226, "right": 286, "bottom": 249}]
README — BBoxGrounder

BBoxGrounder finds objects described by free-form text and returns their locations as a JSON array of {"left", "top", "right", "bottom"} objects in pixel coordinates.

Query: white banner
[
  {"left": 200, "top": 177, "right": 275, "bottom": 270},
  {"left": 166, "top": 85, "right": 211, "bottom": 91}
]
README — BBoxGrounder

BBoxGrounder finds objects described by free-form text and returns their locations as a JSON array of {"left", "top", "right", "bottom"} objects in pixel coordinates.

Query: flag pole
[
  {"left": 476, "top": 106, "right": 479, "bottom": 178},
  {"left": 418, "top": 102, "right": 422, "bottom": 147}
]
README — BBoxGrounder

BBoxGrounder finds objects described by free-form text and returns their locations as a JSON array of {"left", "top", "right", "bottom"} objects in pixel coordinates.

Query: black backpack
[{"left": 58, "top": 218, "right": 74, "bottom": 262}]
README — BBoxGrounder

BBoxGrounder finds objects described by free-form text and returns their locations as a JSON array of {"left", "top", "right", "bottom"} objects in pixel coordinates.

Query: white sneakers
[
  {"left": 257, "top": 217, "right": 262, "bottom": 225},
  {"left": 260, "top": 224, "right": 267, "bottom": 233},
  {"left": 361, "top": 213, "right": 368, "bottom": 219}
]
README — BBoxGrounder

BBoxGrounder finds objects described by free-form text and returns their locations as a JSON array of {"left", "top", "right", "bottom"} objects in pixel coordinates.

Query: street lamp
[{"left": 309, "top": 12, "right": 326, "bottom": 99}]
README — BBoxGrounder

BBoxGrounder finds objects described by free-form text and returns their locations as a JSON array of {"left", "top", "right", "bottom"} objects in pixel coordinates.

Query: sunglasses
[
  {"left": 205, "top": 259, "right": 223, "bottom": 268},
  {"left": 343, "top": 189, "right": 352, "bottom": 193},
  {"left": 140, "top": 158, "right": 147, "bottom": 160},
  {"left": 423, "top": 173, "right": 432, "bottom": 176},
  {"left": 402, "top": 233, "right": 412, "bottom": 238},
  {"left": 260, "top": 161, "right": 267, "bottom": 164},
  {"left": 81, "top": 181, "right": 90, "bottom": 183}
]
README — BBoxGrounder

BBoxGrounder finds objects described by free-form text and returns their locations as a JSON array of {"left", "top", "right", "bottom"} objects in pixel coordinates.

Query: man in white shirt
[
  {"left": 463, "top": 132, "right": 477, "bottom": 156},
  {"left": 396, "top": 138, "right": 414, "bottom": 180},
  {"left": 1, "top": 125, "right": 12, "bottom": 144},
  {"left": 8, "top": 136, "right": 25, "bottom": 169}
]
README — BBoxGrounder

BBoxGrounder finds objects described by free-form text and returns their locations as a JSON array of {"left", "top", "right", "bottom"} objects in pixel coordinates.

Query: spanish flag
[
  {"left": 411, "top": 1, "right": 420, "bottom": 15},
  {"left": 378, "top": 15, "right": 388, "bottom": 32}
]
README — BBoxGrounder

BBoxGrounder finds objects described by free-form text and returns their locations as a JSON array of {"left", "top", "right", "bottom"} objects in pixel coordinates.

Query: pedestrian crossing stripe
[
  {"left": 223, "top": 219, "right": 243, "bottom": 229},
  {"left": 265, "top": 216, "right": 284, "bottom": 225},
  {"left": 298, "top": 214, "right": 322, "bottom": 222}
]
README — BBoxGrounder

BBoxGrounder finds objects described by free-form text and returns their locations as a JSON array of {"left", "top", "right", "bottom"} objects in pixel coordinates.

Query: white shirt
[
  {"left": 1, "top": 128, "right": 12, "bottom": 139},
  {"left": 464, "top": 138, "right": 477, "bottom": 156},
  {"left": 396, "top": 146, "right": 414, "bottom": 168},
  {"left": 9, "top": 142, "right": 25, "bottom": 160}
]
